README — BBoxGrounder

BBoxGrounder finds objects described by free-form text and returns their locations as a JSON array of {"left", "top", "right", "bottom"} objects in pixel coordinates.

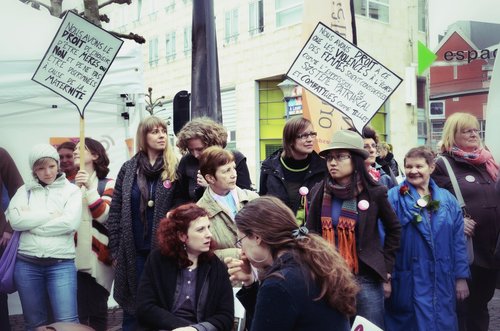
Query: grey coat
[{"left": 108, "top": 153, "right": 176, "bottom": 314}]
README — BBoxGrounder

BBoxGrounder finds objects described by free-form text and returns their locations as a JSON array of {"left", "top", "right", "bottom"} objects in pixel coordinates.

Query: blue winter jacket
[{"left": 385, "top": 179, "right": 470, "bottom": 331}]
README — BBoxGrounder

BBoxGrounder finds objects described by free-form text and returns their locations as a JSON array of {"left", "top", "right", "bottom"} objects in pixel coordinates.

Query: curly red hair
[{"left": 157, "top": 203, "right": 215, "bottom": 268}]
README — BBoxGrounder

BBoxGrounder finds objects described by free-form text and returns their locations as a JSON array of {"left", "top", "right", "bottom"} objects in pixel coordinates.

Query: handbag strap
[{"left": 439, "top": 156, "right": 465, "bottom": 208}]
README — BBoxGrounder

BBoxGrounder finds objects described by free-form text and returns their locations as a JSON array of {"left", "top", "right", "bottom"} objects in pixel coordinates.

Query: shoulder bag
[{"left": 440, "top": 156, "right": 474, "bottom": 264}]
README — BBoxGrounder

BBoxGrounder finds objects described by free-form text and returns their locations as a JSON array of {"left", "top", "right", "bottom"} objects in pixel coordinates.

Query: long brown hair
[
  {"left": 235, "top": 196, "right": 358, "bottom": 316},
  {"left": 135, "top": 116, "right": 178, "bottom": 181}
]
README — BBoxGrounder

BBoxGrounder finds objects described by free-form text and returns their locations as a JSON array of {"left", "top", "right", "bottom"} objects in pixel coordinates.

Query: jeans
[
  {"left": 354, "top": 275, "right": 385, "bottom": 329},
  {"left": 14, "top": 258, "right": 78, "bottom": 331}
]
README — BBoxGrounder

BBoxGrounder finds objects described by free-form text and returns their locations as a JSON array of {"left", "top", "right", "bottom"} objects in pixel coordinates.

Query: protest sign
[
  {"left": 287, "top": 22, "right": 402, "bottom": 134},
  {"left": 32, "top": 10, "right": 123, "bottom": 169},
  {"left": 32, "top": 11, "right": 123, "bottom": 118},
  {"left": 350, "top": 315, "right": 383, "bottom": 331}
]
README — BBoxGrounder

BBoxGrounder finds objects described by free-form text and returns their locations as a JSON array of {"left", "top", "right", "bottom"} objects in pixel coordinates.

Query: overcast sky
[{"left": 429, "top": 0, "right": 500, "bottom": 48}]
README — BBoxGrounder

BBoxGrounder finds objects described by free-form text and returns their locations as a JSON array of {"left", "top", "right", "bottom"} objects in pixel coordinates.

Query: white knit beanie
[{"left": 29, "top": 143, "right": 60, "bottom": 170}]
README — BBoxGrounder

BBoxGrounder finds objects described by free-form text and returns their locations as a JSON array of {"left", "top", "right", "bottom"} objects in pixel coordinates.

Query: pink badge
[
  {"left": 299, "top": 186, "right": 309, "bottom": 196},
  {"left": 417, "top": 198, "right": 427, "bottom": 208},
  {"left": 358, "top": 200, "right": 369, "bottom": 210},
  {"left": 163, "top": 180, "right": 172, "bottom": 189}
]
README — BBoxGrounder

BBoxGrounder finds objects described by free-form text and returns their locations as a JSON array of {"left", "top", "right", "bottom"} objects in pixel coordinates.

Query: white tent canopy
[{"left": 0, "top": 0, "right": 145, "bottom": 179}]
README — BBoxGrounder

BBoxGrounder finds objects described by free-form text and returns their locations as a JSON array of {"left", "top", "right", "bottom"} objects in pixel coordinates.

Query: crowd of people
[{"left": 0, "top": 112, "right": 499, "bottom": 331}]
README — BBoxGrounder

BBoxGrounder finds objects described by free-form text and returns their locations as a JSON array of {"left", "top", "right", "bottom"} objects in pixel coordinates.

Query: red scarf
[{"left": 451, "top": 146, "right": 499, "bottom": 181}]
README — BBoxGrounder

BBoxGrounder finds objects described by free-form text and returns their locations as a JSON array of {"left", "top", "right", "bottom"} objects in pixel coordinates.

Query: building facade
[
  {"left": 429, "top": 21, "right": 500, "bottom": 148},
  {"left": 105, "top": 0, "right": 428, "bottom": 186}
]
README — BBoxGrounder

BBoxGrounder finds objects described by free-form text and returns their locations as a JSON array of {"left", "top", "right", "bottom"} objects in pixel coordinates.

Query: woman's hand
[
  {"left": 463, "top": 217, "right": 476, "bottom": 237},
  {"left": 383, "top": 280, "right": 392, "bottom": 299},
  {"left": 75, "top": 170, "right": 90, "bottom": 188},
  {"left": 224, "top": 253, "right": 254, "bottom": 286},
  {"left": 196, "top": 170, "right": 208, "bottom": 188},
  {"left": 456, "top": 279, "right": 469, "bottom": 301}
]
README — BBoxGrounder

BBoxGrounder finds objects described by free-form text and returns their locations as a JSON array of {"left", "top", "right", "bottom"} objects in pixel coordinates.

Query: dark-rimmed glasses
[
  {"left": 325, "top": 153, "right": 351, "bottom": 162},
  {"left": 296, "top": 131, "right": 317, "bottom": 140},
  {"left": 235, "top": 235, "right": 248, "bottom": 248}
]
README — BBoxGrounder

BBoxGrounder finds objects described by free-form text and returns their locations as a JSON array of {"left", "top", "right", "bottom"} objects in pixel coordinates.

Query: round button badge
[{"left": 465, "top": 175, "right": 475, "bottom": 183}]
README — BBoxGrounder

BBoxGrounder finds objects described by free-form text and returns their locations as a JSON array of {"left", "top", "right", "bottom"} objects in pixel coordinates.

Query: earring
[{"left": 183, "top": 243, "right": 187, "bottom": 251}]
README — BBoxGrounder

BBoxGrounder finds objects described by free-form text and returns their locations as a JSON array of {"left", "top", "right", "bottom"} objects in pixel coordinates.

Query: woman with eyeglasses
[
  {"left": 226, "top": 196, "right": 358, "bottom": 331},
  {"left": 431, "top": 112, "right": 500, "bottom": 331},
  {"left": 259, "top": 116, "right": 327, "bottom": 225},
  {"left": 306, "top": 130, "right": 401, "bottom": 329},
  {"left": 196, "top": 147, "right": 258, "bottom": 261},
  {"left": 136, "top": 203, "right": 234, "bottom": 331}
]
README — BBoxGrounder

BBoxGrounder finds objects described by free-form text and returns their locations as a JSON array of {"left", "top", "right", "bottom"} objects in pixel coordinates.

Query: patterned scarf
[
  {"left": 321, "top": 177, "right": 361, "bottom": 273},
  {"left": 451, "top": 146, "right": 499, "bottom": 181}
]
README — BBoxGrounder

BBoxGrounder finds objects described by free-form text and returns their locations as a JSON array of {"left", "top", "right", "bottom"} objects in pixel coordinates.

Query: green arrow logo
[{"left": 418, "top": 41, "right": 437, "bottom": 75}]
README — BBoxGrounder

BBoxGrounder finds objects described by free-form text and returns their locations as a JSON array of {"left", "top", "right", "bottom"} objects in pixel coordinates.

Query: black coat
[
  {"left": 306, "top": 181, "right": 401, "bottom": 281},
  {"left": 376, "top": 152, "right": 400, "bottom": 177},
  {"left": 108, "top": 154, "right": 176, "bottom": 314},
  {"left": 176, "top": 150, "right": 252, "bottom": 203},
  {"left": 432, "top": 153, "right": 500, "bottom": 268},
  {"left": 136, "top": 250, "right": 234, "bottom": 331},
  {"left": 259, "top": 149, "right": 327, "bottom": 214}
]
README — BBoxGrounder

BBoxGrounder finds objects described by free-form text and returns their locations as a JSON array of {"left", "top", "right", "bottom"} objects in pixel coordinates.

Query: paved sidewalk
[{"left": 9, "top": 290, "right": 500, "bottom": 330}]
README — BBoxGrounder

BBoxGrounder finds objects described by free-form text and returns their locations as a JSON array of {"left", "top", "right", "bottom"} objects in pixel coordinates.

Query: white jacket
[{"left": 7, "top": 173, "right": 82, "bottom": 259}]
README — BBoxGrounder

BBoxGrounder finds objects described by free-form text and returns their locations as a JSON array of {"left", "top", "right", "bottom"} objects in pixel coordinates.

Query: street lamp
[{"left": 277, "top": 78, "right": 298, "bottom": 119}]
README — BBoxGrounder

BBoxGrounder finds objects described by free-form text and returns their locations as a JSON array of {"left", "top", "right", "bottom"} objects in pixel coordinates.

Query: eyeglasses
[
  {"left": 325, "top": 153, "right": 351, "bottom": 162},
  {"left": 296, "top": 131, "right": 317, "bottom": 140},
  {"left": 235, "top": 235, "right": 247, "bottom": 248},
  {"left": 461, "top": 128, "right": 479, "bottom": 135}
]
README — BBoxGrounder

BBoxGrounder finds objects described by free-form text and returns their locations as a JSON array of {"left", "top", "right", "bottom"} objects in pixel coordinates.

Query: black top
[{"left": 176, "top": 150, "right": 252, "bottom": 203}]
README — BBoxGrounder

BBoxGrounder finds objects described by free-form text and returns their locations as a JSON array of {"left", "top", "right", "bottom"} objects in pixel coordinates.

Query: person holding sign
[
  {"left": 259, "top": 116, "right": 326, "bottom": 225},
  {"left": 385, "top": 146, "right": 470, "bottom": 331},
  {"left": 73, "top": 138, "right": 115, "bottom": 331},
  {"left": 306, "top": 130, "right": 401, "bottom": 329},
  {"left": 226, "top": 196, "right": 357, "bottom": 331},
  {"left": 136, "top": 203, "right": 234, "bottom": 331},
  {"left": 6, "top": 144, "right": 82, "bottom": 329},
  {"left": 431, "top": 112, "right": 500, "bottom": 331},
  {"left": 108, "top": 116, "right": 178, "bottom": 331}
]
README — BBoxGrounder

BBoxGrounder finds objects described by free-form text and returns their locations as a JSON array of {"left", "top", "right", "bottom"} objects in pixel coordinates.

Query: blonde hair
[
  {"left": 440, "top": 112, "right": 481, "bottom": 153},
  {"left": 135, "top": 116, "right": 178, "bottom": 181}
]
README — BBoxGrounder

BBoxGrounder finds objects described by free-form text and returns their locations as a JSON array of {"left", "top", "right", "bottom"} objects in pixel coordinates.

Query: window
[
  {"left": 429, "top": 101, "right": 445, "bottom": 118},
  {"left": 165, "top": 0, "right": 175, "bottom": 13},
  {"left": 144, "top": 0, "right": 159, "bottom": 16},
  {"left": 417, "top": 108, "right": 427, "bottom": 141},
  {"left": 148, "top": 37, "right": 159, "bottom": 66},
  {"left": 249, "top": 0, "right": 264, "bottom": 35},
  {"left": 224, "top": 8, "right": 239, "bottom": 44},
  {"left": 354, "top": 0, "right": 389, "bottom": 23},
  {"left": 418, "top": 0, "right": 427, "bottom": 32},
  {"left": 184, "top": 26, "right": 192, "bottom": 55},
  {"left": 165, "top": 31, "right": 176, "bottom": 61},
  {"left": 275, "top": 0, "right": 303, "bottom": 27},
  {"left": 430, "top": 120, "right": 445, "bottom": 150}
]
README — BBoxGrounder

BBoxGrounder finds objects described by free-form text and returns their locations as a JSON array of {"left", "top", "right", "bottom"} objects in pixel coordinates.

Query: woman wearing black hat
[{"left": 306, "top": 130, "right": 401, "bottom": 329}]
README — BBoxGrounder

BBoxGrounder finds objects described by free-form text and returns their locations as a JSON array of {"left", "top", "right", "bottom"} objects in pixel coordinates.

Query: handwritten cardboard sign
[
  {"left": 287, "top": 22, "right": 402, "bottom": 133},
  {"left": 350, "top": 316, "right": 383, "bottom": 331},
  {"left": 32, "top": 11, "right": 123, "bottom": 117}
]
